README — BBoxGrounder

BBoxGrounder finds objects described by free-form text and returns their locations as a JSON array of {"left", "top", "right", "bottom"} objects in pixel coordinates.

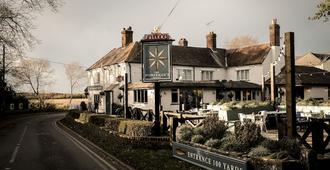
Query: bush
[
  {"left": 278, "top": 138, "right": 301, "bottom": 159},
  {"left": 176, "top": 125, "right": 194, "bottom": 142},
  {"left": 204, "top": 138, "right": 222, "bottom": 148},
  {"left": 67, "top": 109, "right": 81, "bottom": 119},
  {"left": 118, "top": 120, "right": 153, "bottom": 137},
  {"left": 202, "top": 116, "right": 228, "bottom": 139},
  {"left": 104, "top": 117, "right": 126, "bottom": 132},
  {"left": 235, "top": 122, "right": 263, "bottom": 149},
  {"left": 80, "top": 101, "right": 87, "bottom": 110},
  {"left": 89, "top": 115, "right": 109, "bottom": 126},
  {"left": 191, "top": 135, "right": 205, "bottom": 144},
  {"left": 260, "top": 139, "right": 280, "bottom": 152},
  {"left": 220, "top": 134, "right": 242, "bottom": 151},
  {"left": 248, "top": 146, "right": 271, "bottom": 158},
  {"left": 192, "top": 127, "right": 204, "bottom": 136}
]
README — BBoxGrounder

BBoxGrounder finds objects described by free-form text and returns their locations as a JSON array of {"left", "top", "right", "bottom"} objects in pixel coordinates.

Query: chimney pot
[
  {"left": 178, "top": 38, "right": 188, "bottom": 47},
  {"left": 269, "top": 19, "right": 280, "bottom": 46},
  {"left": 206, "top": 32, "right": 217, "bottom": 49},
  {"left": 121, "top": 26, "right": 133, "bottom": 47}
]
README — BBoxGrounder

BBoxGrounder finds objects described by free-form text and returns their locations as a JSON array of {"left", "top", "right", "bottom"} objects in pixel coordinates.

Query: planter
[
  {"left": 173, "top": 142, "right": 248, "bottom": 170},
  {"left": 172, "top": 142, "right": 304, "bottom": 170}
]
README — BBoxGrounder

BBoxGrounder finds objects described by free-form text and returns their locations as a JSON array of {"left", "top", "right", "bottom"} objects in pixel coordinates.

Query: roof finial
[{"left": 153, "top": 26, "right": 161, "bottom": 33}]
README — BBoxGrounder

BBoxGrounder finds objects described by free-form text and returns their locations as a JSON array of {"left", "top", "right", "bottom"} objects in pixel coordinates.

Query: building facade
[{"left": 86, "top": 20, "right": 284, "bottom": 114}]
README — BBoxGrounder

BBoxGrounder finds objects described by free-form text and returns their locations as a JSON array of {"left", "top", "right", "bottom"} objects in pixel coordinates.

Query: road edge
[{"left": 56, "top": 120, "right": 135, "bottom": 170}]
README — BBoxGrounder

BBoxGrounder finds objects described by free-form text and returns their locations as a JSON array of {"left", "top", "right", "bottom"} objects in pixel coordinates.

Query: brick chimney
[
  {"left": 121, "top": 26, "right": 133, "bottom": 47},
  {"left": 178, "top": 38, "right": 188, "bottom": 47},
  {"left": 269, "top": 19, "right": 280, "bottom": 46},
  {"left": 206, "top": 32, "right": 217, "bottom": 49}
]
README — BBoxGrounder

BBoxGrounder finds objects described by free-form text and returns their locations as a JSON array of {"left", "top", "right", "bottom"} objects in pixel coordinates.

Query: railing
[{"left": 296, "top": 118, "right": 330, "bottom": 154}]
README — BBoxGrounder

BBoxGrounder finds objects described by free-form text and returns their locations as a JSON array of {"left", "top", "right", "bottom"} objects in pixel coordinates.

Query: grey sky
[{"left": 27, "top": 0, "right": 330, "bottom": 93}]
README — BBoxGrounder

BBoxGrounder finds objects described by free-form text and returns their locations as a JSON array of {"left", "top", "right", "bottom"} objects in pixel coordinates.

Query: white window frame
[
  {"left": 237, "top": 69, "right": 249, "bottom": 81},
  {"left": 177, "top": 69, "right": 193, "bottom": 81},
  {"left": 201, "top": 71, "right": 213, "bottom": 80}
]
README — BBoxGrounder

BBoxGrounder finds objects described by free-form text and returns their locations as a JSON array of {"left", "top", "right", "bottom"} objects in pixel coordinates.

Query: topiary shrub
[
  {"left": 89, "top": 115, "right": 108, "bottom": 126},
  {"left": 205, "top": 138, "right": 222, "bottom": 148},
  {"left": 67, "top": 109, "right": 81, "bottom": 119},
  {"left": 104, "top": 117, "right": 126, "bottom": 132},
  {"left": 202, "top": 116, "right": 228, "bottom": 139},
  {"left": 278, "top": 137, "right": 301, "bottom": 159},
  {"left": 118, "top": 120, "right": 153, "bottom": 137},
  {"left": 193, "top": 127, "right": 204, "bottom": 136},
  {"left": 260, "top": 139, "right": 280, "bottom": 152},
  {"left": 235, "top": 122, "right": 263, "bottom": 150},
  {"left": 248, "top": 146, "right": 271, "bottom": 158},
  {"left": 176, "top": 125, "right": 194, "bottom": 142},
  {"left": 191, "top": 135, "right": 205, "bottom": 144},
  {"left": 220, "top": 134, "right": 242, "bottom": 151}
]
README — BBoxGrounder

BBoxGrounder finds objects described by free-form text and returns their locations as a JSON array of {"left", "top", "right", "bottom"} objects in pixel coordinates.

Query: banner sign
[
  {"left": 173, "top": 142, "right": 247, "bottom": 170},
  {"left": 142, "top": 41, "right": 172, "bottom": 82}
]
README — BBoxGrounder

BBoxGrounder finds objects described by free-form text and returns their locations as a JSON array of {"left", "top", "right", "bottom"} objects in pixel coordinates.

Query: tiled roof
[
  {"left": 87, "top": 42, "right": 271, "bottom": 70},
  {"left": 160, "top": 80, "right": 224, "bottom": 88},
  {"left": 222, "top": 80, "right": 261, "bottom": 89},
  {"left": 266, "top": 66, "right": 330, "bottom": 86},
  {"left": 226, "top": 43, "right": 271, "bottom": 67},
  {"left": 311, "top": 52, "right": 330, "bottom": 62}
]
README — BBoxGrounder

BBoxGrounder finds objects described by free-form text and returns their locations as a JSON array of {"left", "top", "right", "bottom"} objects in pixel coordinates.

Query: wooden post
[
  {"left": 162, "top": 112, "right": 168, "bottom": 134},
  {"left": 124, "top": 73, "right": 129, "bottom": 118},
  {"left": 154, "top": 82, "right": 161, "bottom": 136},
  {"left": 285, "top": 32, "right": 296, "bottom": 138},
  {"left": 270, "top": 63, "right": 276, "bottom": 105},
  {"left": 261, "top": 75, "right": 265, "bottom": 101},
  {"left": 2, "top": 45, "right": 5, "bottom": 86},
  {"left": 311, "top": 119, "right": 324, "bottom": 154}
]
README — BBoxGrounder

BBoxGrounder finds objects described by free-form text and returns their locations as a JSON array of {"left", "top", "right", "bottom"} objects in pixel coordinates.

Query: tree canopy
[
  {"left": 225, "top": 35, "right": 259, "bottom": 49},
  {"left": 310, "top": 0, "right": 330, "bottom": 22}
]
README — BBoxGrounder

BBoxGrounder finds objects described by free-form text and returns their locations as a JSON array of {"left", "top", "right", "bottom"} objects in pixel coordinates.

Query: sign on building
[{"left": 142, "top": 29, "right": 173, "bottom": 82}]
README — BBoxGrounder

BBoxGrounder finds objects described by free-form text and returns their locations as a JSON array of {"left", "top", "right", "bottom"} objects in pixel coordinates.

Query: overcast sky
[{"left": 27, "top": 0, "right": 330, "bottom": 93}]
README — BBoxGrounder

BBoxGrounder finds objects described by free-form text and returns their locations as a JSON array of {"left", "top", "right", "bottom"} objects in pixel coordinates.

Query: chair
[{"left": 256, "top": 111, "right": 268, "bottom": 132}]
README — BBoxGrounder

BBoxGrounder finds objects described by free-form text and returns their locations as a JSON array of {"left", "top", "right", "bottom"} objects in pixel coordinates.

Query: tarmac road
[{"left": 0, "top": 113, "right": 116, "bottom": 170}]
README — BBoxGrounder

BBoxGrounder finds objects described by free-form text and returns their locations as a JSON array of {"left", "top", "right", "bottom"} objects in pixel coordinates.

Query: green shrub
[
  {"left": 235, "top": 122, "right": 263, "bottom": 149},
  {"left": 67, "top": 109, "right": 81, "bottom": 119},
  {"left": 118, "top": 120, "right": 153, "bottom": 137},
  {"left": 279, "top": 138, "right": 301, "bottom": 159},
  {"left": 89, "top": 115, "right": 109, "bottom": 126},
  {"left": 220, "top": 134, "right": 242, "bottom": 151},
  {"left": 202, "top": 116, "right": 228, "bottom": 139},
  {"left": 176, "top": 125, "right": 194, "bottom": 142},
  {"left": 191, "top": 135, "right": 205, "bottom": 144},
  {"left": 104, "top": 118, "right": 126, "bottom": 132},
  {"left": 204, "top": 138, "right": 222, "bottom": 148},
  {"left": 248, "top": 146, "right": 271, "bottom": 158},
  {"left": 192, "top": 127, "right": 204, "bottom": 136},
  {"left": 260, "top": 139, "right": 280, "bottom": 152}
]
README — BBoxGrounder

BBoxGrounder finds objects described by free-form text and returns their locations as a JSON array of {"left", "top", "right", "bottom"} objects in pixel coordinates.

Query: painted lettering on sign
[{"left": 173, "top": 142, "right": 247, "bottom": 170}]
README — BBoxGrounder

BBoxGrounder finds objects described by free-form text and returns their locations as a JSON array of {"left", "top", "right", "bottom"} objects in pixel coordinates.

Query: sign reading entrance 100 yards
[{"left": 142, "top": 42, "right": 172, "bottom": 82}]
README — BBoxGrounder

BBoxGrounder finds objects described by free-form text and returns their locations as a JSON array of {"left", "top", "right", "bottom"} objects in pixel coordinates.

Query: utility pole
[
  {"left": 285, "top": 32, "right": 296, "bottom": 138},
  {"left": 1, "top": 45, "right": 5, "bottom": 87},
  {"left": 270, "top": 63, "right": 276, "bottom": 105}
]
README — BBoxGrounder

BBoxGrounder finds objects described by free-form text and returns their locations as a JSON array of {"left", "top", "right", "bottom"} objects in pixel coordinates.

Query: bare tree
[
  {"left": 12, "top": 58, "right": 53, "bottom": 107},
  {"left": 310, "top": 0, "right": 330, "bottom": 22},
  {"left": 225, "top": 35, "right": 259, "bottom": 49},
  {"left": 64, "top": 62, "right": 86, "bottom": 104}
]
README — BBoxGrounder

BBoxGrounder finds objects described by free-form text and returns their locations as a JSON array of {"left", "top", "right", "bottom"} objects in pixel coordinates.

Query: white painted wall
[
  {"left": 226, "top": 64, "right": 263, "bottom": 84},
  {"left": 160, "top": 89, "right": 180, "bottom": 112},
  {"left": 304, "top": 87, "right": 328, "bottom": 100},
  {"left": 128, "top": 89, "right": 155, "bottom": 112},
  {"left": 202, "top": 89, "right": 216, "bottom": 104}
]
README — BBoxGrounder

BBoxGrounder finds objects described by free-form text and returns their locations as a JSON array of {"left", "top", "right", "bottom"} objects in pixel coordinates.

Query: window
[
  {"left": 171, "top": 89, "right": 179, "bottom": 103},
  {"left": 96, "top": 72, "right": 101, "bottom": 84},
  {"left": 202, "top": 71, "right": 213, "bottom": 80},
  {"left": 94, "top": 94, "right": 100, "bottom": 103},
  {"left": 177, "top": 69, "right": 192, "bottom": 81},
  {"left": 237, "top": 69, "right": 249, "bottom": 81},
  {"left": 134, "top": 89, "right": 148, "bottom": 103}
]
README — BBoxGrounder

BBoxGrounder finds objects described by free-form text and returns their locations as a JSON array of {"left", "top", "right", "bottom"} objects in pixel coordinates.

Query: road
[{"left": 0, "top": 113, "right": 115, "bottom": 170}]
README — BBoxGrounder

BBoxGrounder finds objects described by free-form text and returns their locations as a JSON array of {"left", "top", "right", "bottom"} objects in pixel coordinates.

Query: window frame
[
  {"left": 133, "top": 89, "right": 148, "bottom": 103},
  {"left": 201, "top": 71, "right": 213, "bottom": 81},
  {"left": 171, "top": 89, "right": 179, "bottom": 104},
  {"left": 177, "top": 69, "right": 193, "bottom": 81},
  {"left": 237, "top": 69, "right": 250, "bottom": 81}
]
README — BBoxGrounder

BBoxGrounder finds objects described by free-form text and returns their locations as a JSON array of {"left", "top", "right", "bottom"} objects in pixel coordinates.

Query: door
[{"left": 105, "top": 91, "right": 111, "bottom": 114}]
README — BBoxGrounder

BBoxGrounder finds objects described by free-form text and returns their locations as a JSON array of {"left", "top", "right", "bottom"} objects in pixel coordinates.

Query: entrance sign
[
  {"left": 141, "top": 30, "right": 173, "bottom": 82},
  {"left": 173, "top": 142, "right": 247, "bottom": 170}
]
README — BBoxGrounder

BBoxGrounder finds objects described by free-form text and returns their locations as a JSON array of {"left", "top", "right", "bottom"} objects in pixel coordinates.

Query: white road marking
[
  {"left": 8, "top": 125, "right": 28, "bottom": 164},
  {"left": 52, "top": 121, "right": 117, "bottom": 170}
]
